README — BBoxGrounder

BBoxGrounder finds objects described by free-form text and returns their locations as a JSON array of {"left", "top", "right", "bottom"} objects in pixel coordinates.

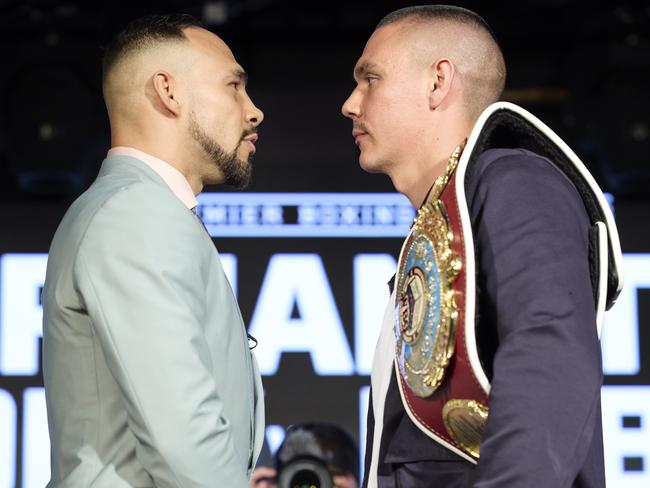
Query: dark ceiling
[{"left": 0, "top": 0, "right": 649, "bottom": 200}]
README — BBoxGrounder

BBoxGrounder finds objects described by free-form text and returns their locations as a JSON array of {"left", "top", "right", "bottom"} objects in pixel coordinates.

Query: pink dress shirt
[{"left": 107, "top": 146, "right": 198, "bottom": 210}]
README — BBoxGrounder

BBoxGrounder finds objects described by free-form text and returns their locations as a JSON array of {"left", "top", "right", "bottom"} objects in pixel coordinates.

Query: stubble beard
[{"left": 189, "top": 111, "right": 253, "bottom": 189}]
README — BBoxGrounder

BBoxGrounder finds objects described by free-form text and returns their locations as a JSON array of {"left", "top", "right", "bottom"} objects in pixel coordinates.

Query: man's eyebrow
[
  {"left": 354, "top": 61, "right": 381, "bottom": 79},
  {"left": 230, "top": 69, "right": 248, "bottom": 85}
]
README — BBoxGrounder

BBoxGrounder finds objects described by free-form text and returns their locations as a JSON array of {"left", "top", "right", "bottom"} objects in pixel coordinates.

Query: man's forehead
[
  {"left": 183, "top": 26, "right": 247, "bottom": 75},
  {"left": 361, "top": 24, "right": 412, "bottom": 59},
  {"left": 353, "top": 26, "right": 408, "bottom": 77},
  {"left": 357, "top": 20, "right": 453, "bottom": 76},
  {"left": 185, "top": 27, "right": 235, "bottom": 60}
]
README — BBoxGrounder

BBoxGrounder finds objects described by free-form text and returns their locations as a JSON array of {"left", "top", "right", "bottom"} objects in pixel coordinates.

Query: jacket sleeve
[
  {"left": 75, "top": 182, "right": 249, "bottom": 487},
  {"left": 469, "top": 151, "right": 603, "bottom": 487}
]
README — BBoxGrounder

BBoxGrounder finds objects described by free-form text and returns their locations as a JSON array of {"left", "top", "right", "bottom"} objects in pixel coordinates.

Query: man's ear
[
  {"left": 151, "top": 70, "right": 182, "bottom": 117},
  {"left": 429, "top": 58, "right": 455, "bottom": 110}
]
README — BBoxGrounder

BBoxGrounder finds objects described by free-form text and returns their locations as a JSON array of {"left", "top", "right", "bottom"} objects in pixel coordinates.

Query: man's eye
[
  {"left": 366, "top": 76, "right": 377, "bottom": 85},
  {"left": 230, "top": 82, "right": 240, "bottom": 89}
]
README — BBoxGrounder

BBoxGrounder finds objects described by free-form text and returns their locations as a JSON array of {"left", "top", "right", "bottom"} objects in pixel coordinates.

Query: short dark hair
[
  {"left": 377, "top": 5, "right": 499, "bottom": 45},
  {"left": 102, "top": 14, "right": 205, "bottom": 80}
]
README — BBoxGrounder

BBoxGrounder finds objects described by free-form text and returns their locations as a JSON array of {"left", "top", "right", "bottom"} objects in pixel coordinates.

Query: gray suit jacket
[{"left": 43, "top": 155, "right": 264, "bottom": 487}]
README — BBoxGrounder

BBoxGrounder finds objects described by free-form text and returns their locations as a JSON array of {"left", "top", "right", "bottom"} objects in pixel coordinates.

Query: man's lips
[
  {"left": 242, "top": 133, "right": 258, "bottom": 152},
  {"left": 352, "top": 129, "right": 368, "bottom": 145}
]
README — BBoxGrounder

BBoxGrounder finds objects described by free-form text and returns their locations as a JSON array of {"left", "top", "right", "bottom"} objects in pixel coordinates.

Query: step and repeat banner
[{"left": 1, "top": 193, "right": 649, "bottom": 487}]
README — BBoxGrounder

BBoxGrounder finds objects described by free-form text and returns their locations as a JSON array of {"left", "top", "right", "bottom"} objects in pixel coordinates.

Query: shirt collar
[{"left": 107, "top": 146, "right": 198, "bottom": 210}]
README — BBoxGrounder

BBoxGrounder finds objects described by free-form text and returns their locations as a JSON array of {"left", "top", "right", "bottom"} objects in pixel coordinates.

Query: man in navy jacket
[{"left": 342, "top": 5, "right": 612, "bottom": 487}]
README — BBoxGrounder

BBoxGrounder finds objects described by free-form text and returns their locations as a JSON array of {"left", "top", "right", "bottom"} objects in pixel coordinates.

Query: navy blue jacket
[{"left": 363, "top": 148, "right": 605, "bottom": 488}]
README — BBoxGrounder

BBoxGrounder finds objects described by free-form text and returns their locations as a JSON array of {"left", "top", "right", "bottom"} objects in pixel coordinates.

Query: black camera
[{"left": 274, "top": 423, "right": 359, "bottom": 488}]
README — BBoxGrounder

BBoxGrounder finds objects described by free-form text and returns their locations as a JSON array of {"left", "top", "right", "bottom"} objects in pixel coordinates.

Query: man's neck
[
  {"left": 111, "top": 133, "right": 204, "bottom": 193},
  {"left": 396, "top": 144, "right": 463, "bottom": 208},
  {"left": 407, "top": 159, "right": 448, "bottom": 208},
  {"left": 396, "top": 113, "right": 472, "bottom": 206}
]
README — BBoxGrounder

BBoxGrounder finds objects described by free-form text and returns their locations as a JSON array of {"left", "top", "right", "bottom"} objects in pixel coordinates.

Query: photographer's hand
[
  {"left": 250, "top": 466, "right": 278, "bottom": 488},
  {"left": 333, "top": 473, "right": 359, "bottom": 488}
]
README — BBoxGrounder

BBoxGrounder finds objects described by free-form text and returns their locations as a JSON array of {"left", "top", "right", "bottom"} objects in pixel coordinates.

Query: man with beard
[
  {"left": 42, "top": 14, "right": 264, "bottom": 487},
  {"left": 342, "top": 5, "right": 621, "bottom": 488}
]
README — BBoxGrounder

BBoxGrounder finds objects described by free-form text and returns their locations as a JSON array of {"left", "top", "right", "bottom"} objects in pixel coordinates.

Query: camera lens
[{"left": 279, "top": 458, "right": 333, "bottom": 488}]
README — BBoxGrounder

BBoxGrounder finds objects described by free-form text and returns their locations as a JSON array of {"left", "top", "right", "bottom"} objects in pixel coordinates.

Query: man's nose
[
  {"left": 246, "top": 95, "right": 264, "bottom": 127},
  {"left": 341, "top": 89, "right": 360, "bottom": 119}
]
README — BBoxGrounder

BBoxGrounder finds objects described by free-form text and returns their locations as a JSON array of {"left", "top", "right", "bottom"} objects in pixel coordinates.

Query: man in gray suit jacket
[{"left": 42, "top": 14, "right": 264, "bottom": 487}]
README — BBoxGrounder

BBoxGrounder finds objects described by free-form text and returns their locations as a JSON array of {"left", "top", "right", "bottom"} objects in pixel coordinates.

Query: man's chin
[
  {"left": 226, "top": 161, "right": 252, "bottom": 189},
  {"left": 358, "top": 155, "right": 383, "bottom": 174}
]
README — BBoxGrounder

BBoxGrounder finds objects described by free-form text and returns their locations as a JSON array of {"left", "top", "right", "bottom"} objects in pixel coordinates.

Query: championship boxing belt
[{"left": 393, "top": 101, "right": 624, "bottom": 463}]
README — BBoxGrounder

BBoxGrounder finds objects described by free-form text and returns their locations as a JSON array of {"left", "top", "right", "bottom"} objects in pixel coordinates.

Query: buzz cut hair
[
  {"left": 376, "top": 5, "right": 497, "bottom": 42},
  {"left": 376, "top": 5, "right": 506, "bottom": 119},
  {"left": 102, "top": 13, "right": 205, "bottom": 81}
]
